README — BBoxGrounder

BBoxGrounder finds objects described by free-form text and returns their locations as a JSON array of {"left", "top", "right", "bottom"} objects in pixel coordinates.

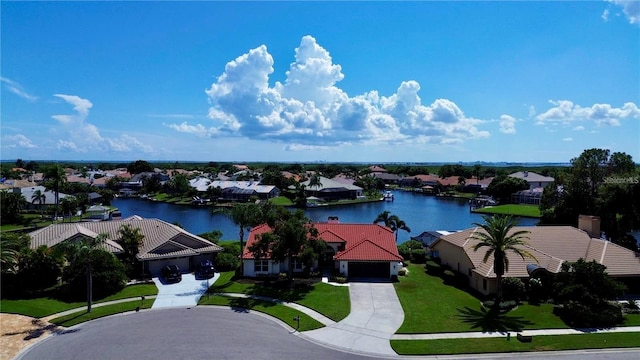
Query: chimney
[
  {"left": 578, "top": 215, "right": 601, "bottom": 238},
  {"left": 328, "top": 216, "right": 339, "bottom": 224}
]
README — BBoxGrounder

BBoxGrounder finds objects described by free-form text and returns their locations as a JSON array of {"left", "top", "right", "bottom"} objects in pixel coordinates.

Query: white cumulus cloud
[
  {"left": 536, "top": 100, "right": 639, "bottom": 127},
  {"left": 51, "top": 94, "right": 152, "bottom": 154},
  {"left": 499, "top": 115, "right": 517, "bottom": 134},
  {"left": 562, "top": 137, "right": 573, "bottom": 142},
  {"left": 172, "top": 36, "right": 491, "bottom": 147},
  {"left": 573, "top": 125, "right": 585, "bottom": 131},
  {"left": 2, "top": 134, "right": 38, "bottom": 149}
]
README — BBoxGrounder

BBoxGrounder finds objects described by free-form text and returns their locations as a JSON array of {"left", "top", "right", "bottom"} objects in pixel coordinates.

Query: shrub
[
  {"left": 60, "top": 250, "right": 127, "bottom": 301},
  {"left": 215, "top": 252, "right": 240, "bottom": 271},
  {"left": 443, "top": 269, "right": 456, "bottom": 283},
  {"left": 482, "top": 300, "right": 517, "bottom": 311},
  {"left": 332, "top": 276, "right": 347, "bottom": 284},
  {"left": 554, "top": 301, "right": 624, "bottom": 328},
  {"left": 410, "top": 249, "right": 427, "bottom": 264},
  {"left": 398, "top": 268, "right": 407, "bottom": 276},
  {"left": 425, "top": 260, "right": 442, "bottom": 275},
  {"left": 502, "top": 277, "right": 526, "bottom": 302}
]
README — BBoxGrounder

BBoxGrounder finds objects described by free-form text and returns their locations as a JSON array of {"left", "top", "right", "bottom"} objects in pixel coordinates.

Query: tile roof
[
  {"left": 28, "top": 217, "right": 223, "bottom": 261},
  {"left": 244, "top": 222, "right": 402, "bottom": 262},
  {"left": 508, "top": 171, "right": 555, "bottom": 183},
  {"left": 433, "top": 226, "right": 640, "bottom": 278}
]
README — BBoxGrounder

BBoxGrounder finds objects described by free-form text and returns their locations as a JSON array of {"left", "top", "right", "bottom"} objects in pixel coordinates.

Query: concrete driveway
[
  {"left": 302, "top": 281, "right": 404, "bottom": 357},
  {"left": 151, "top": 273, "right": 219, "bottom": 309}
]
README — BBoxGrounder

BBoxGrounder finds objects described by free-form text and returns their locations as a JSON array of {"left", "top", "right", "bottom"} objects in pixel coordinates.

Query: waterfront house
[
  {"left": 508, "top": 171, "right": 554, "bottom": 190},
  {"left": 431, "top": 215, "right": 640, "bottom": 295},
  {"left": 28, "top": 216, "right": 223, "bottom": 277},
  {"left": 298, "top": 176, "right": 363, "bottom": 201},
  {"left": 242, "top": 218, "right": 403, "bottom": 279}
]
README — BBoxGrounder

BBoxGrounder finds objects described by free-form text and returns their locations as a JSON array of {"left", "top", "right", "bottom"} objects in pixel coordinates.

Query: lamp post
[{"left": 293, "top": 316, "right": 300, "bottom": 331}]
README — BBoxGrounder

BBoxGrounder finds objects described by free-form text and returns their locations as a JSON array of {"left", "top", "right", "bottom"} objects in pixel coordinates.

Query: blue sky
[{"left": 1, "top": 1, "right": 639, "bottom": 163}]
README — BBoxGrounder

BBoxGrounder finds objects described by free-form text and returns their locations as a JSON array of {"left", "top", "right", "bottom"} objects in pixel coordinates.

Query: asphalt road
[
  {"left": 16, "top": 307, "right": 373, "bottom": 360},
  {"left": 16, "top": 307, "right": 640, "bottom": 360}
]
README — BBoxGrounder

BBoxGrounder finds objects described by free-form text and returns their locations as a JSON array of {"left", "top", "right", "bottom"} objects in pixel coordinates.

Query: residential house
[
  {"left": 15, "top": 185, "right": 72, "bottom": 209},
  {"left": 242, "top": 218, "right": 403, "bottom": 279},
  {"left": 508, "top": 171, "right": 554, "bottom": 190},
  {"left": 430, "top": 215, "right": 640, "bottom": 295},
  {"left": 298, "top": 176, "right": 363, "bottom": 201},
  {"left": 28, "top": 216, "right": 223, "bottom": 276},
  {"left": 189, "top": 179, "right": 280, "bottom": 201}
]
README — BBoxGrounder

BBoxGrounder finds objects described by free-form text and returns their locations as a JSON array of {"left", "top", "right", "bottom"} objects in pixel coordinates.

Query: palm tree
[
  {"left": 58, "top": 233, "right": 108, "bottom": 312},
  {"left": 1, "top": 233, "right": 29, "bottom": 273},
  {"left": 471, "top": 215, "right": 536, "bottom": 301},
  {"left": 308, "top": 174, "right": 322, "bottom": 197},
  {"left": 60, "top": 196, "right": 77, "bottom": 222},
  {"left": 43, "top": 164, "right": 66, "bottom": 220},
  {"left": 373, "top": 211, "right": 411, "bottom": 242},
  {"left": 31, "top": 189, "right": 46, "bottom": 215}
]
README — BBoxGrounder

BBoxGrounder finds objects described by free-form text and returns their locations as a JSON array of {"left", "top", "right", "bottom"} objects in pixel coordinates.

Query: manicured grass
[
  {"left": 50, "top": 299, "right": 155, "bottom": 327},
  {"left": 394, "top": 264, "right": 568, "bottom": 333},
  {"left": 205, "top": 271, "right": 350, "bottom": 321},
  {"left": 624, "top": 313, "right": 640, "bottom": 326},
  {"left": 0, "top": 283, "right": 158, "bottom": 318},
  {"left": 472, "top": 204, "right": 541, "bottom": 218},
  {"left": 391, "top": 332, "right": 640, "bottom": 355},
  {"left": 199, "top": 295, "right": 324, "bottom": 331},
  {"left": 394, "top": 264, "right": 481, "bottom": 333},
  {"left": 269, "top": 196, "right": 294, "bottom": 206}
]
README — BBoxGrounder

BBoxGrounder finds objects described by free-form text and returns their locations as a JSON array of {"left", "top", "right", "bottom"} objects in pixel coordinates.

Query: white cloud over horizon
[
  {"left": 499, "top": 115, "right": 517, "bottom": 134},
  {"left": 50, "top": 94, "right": 152, "bottom": 154},
  {"left": 169, "top": 36, "right": 492, "bottom": 148},
  {"left": 2, "top": 134, "right": 38, "bottom": 149},
  {"left": 536, "top": 100, "right": 640, "bottom": 127}
]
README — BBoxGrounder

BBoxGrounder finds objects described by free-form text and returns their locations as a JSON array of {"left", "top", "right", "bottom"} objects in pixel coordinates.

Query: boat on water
[{"left": 383, "top": 190, "right": 394, "bottom": 201}]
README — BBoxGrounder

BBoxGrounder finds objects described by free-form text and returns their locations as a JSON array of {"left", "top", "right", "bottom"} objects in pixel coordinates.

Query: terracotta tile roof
[
  {"left": 434, "top": 226, "right": 640, "bottom": 278},
  {"left": 28, "top": 217, "right": 222, "bottom": 261},
  {"left": 244, "top": 222, "right": 402, "bottom": 262},
  {"left": 334, "top": 239, "right": 403, "bottom": 261}
]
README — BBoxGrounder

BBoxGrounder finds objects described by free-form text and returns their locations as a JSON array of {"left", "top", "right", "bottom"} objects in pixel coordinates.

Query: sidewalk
[{"left": 392, "top": 326, "right": 640, "bottom": 340}]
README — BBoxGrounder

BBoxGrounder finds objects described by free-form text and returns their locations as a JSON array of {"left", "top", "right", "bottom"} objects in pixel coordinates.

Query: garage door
[
  {"left": 148, "top": 257, "right": 190, "bottom": 276},
  {"left": 348, "top": 262, "right": 390, "bottom": 278}
]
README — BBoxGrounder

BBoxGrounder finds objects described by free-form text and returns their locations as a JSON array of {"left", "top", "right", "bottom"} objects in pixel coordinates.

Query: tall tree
[
  {"left": 373, "top": 211, "right": 411, "bottom": 242},
  {"left": 1, "top": 232, "right": 30, "bottom": 274},
  {"left": 43, "top": 164, "right": 66, "bottom": 220},
  {"left": 0, "top": 190, "right": 26, "bottom": 224},
  {"left": 308, "top": 174, "right": 322, "bottom": 197},
  {"left": 117, "top": 224, "right": 145, "bottom": 277},
  {"left": 471, "top": 215, "right": 536, "bottom": 300},
  {"left": 249, "top": 208, "right": 324, "bottom": 280},
  {"left": 58, "top": 233, "right": 108, "bottom": 312},
  {"left": 224, "top": 202, "right": 277, "bottom": 273},
  {"left": 31, "top": 189, "right": 46, "bottom": 214},
  {"left": 60, "top": 196, "right": 77, "bottom": 222}
]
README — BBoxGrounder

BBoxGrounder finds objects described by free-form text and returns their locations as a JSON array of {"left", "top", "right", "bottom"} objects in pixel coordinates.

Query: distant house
[
  {"left": 370, "top": 172, "right": 401, "bottom": 185},
  {"left": 28, "top": 216, "right": 223, "bottom": 276},
  {"left": 398, "top": 174, "right": 440, "bottom": 187},
  {"left": 508, "top": 171, "right": 554, "bottom": 190},
  {"left": 189, "top": 179, "right": 280, "bottom": 201},
  {"left": 411, "top": 230, "right": 459, "bottom": 249},
  {"left": 298, "top": 176, "right": 363, "bottom": 201},
  {"left": 15, "top": 185, "right": 71, "bottom": 209},
  {"left": 243, "top": 218, "right": 403, "bottom": 279},
  {"left": 431, "top": 215, "right": 640, "bottom": 295}
]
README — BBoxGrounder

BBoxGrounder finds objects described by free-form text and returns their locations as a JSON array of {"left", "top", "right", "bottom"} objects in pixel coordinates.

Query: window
[
  {"left": 292, "top": 257, "right": 303, "bottom": 271},
  {"left": 482, "top": 279, "right": 487, "bottom": 290},
  {"left": 430, "top": 250, "right": 440, "bottom": 258},
  {"left": 254, "top": 260, "right": 268, "bottom": 273}
]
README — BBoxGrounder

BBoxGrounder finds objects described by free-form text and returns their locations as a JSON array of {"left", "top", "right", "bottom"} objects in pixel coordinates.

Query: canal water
[{"left": 112, "top": 191, "right": 538, "bottom": 243}]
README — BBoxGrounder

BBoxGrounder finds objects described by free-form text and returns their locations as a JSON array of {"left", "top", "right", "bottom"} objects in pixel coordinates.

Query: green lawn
[
  {"left": 50, "top": 298, "right": 155, "bottom": 327},
  {"left": 394, "top": 264, "right": 568, "bottom": 333},
  {"left": 0, "top": 283, "right": 158, "bottom": 318},
  {"left": 391, "top": 332, "right": 640, "bottom": 355},
  {"left": 204, "top": 271, "right": 350, "bottom": 321},
  {"left": 269, "top": 196, "right": 294, "bottom": 206},
  {"left": 199, "top": 295, "right": 324, "bottom": 331},
  {"left": 472, "top": 204, "right": 541, "bottom": 218}
]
